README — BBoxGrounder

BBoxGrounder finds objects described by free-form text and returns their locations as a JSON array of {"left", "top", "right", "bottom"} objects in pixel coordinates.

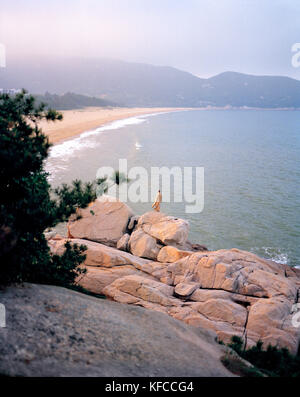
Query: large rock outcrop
[
  {"left": 103, "top": 248, "right": 300, "bottom": 354},
  {"left": 67, "top": 203, "right": 204, "bottom": 260},
  {"left": 0, "top": 283, "right": 234, "bottom": 377},
  {"left": 55, "top": 204, "right": 300, "bottom": 355},
  {"left": 49, "top": 233, "right": 300, "bottom": 354},
  {"left": 67, "top": 197, "right": 133, "bottom": 247},
  {"left": 125, "top": 211, "right": 193, "bottom": 260}
]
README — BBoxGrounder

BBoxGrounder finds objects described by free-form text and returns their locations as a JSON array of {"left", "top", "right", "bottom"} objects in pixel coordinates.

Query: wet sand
[{"left": 39, "top": 107, "right": 187, "bottom": 144}]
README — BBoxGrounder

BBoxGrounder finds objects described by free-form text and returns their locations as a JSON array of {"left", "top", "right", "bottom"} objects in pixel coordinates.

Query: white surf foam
[
  {"left": 48, "top": 115, "right": 147, "bottom": 159},
  {"left": 49, "top": 135, "right": 95, "bottom": 158},
  {"left": 81, "top": 116, "right": 146, "bottom": 139},
  {"left": 257, "top": 246, "right": 289, "bottom": 265}
]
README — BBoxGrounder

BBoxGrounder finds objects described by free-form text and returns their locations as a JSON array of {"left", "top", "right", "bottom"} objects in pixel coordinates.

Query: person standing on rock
[{"left": 152, "top": 190, "right": 162, "bottom": 212}]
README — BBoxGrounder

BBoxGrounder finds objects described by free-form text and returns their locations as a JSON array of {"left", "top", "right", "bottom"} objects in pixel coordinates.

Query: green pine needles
[{"left": 0, "top": 90, "right": 124, "bottom": 287}]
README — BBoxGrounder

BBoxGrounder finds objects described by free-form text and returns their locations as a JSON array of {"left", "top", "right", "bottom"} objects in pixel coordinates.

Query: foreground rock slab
[{"left": 0, "top": 283, "right": 234, "bottom": 377}]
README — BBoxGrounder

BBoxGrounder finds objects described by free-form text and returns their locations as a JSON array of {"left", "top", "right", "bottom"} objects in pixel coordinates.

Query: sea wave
[
  {"left": 45, "top": 162, "right": 68, "bottom": 182},
  {"left": 80, "top": 116, "right": 146, "bottom": 139},
  {"left": 48, "top": 136, "right": 96, "bottom": 159},
  {"left": 251, "top": 246, "right": 289, "bottom": 265},
  {"left": 49, "top": 115, "right": 147, "bottom": 159}
]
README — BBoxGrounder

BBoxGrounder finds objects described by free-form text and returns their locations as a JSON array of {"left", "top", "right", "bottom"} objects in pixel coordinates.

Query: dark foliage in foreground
[
  {"left": 223, "top": 335, "right": 300, "bottom": 377},
  {"left": 0, "top": 90, "right": 123, "bottom": 287}
]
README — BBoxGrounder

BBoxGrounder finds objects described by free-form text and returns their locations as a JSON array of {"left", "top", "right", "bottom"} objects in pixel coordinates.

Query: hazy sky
[{"left": 1, "top": 0, "right": 300, "bottom": 78}]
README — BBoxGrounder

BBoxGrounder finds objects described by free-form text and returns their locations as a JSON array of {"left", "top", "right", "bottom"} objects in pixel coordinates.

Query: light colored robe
[{"left": 152, "top": 191, "right": 162, "bottom": 212}]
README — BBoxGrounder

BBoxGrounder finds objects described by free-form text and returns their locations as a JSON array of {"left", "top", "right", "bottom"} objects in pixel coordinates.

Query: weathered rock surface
[
  {"left": 157, "top": 245, "right": 192, "bottom": 263},
  {"left": 53, "top": 204, "right": 300, "bottom": 355},
  {"left": 49, "top": 237, "right": 154, "bottom": 295},
  {"left": 129, "top": 229, "right": 163, "bottom": 260},
  {"left": 103, "top": 248, "right": 300, "bottom": 354},
  {"left": 49, "top": 238, "right": 150, "bottom": 269},
  {"left": 137, "top": 212, "right": 189, "bottom": 246},
  {"left": 116, "top": 233, "right": 130, "bottom": 252},
  {"left": 0, "top": 283, "right": 234, "bottom": 377},
  {"left": 174, "top": 282, "right": 200, "bottom": 297},
  {"left": 67, "top": 198, "right": 133, "bottom": 247}
]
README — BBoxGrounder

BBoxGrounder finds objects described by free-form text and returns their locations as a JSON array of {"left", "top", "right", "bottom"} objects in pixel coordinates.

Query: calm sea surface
[{"left": 46, "top": 110, "right": 300, "bottom": 267}]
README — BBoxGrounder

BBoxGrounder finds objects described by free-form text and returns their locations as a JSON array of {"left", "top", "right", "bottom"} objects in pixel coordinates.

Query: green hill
[{"left": 35, "top": 92, "right": 118, "bottom": 110}]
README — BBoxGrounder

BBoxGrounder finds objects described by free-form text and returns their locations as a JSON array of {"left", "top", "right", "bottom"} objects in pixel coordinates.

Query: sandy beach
[{"left": 39, "top": 107, "right": 187, "bottom": 144}]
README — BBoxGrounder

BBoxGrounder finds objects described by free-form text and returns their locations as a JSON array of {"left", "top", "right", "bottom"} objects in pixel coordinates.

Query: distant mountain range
[{"left": 1, "top": 57, "right": 300, "bottom": 108}]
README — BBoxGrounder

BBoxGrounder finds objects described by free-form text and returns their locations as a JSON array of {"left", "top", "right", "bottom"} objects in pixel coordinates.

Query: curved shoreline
[
  {"left": 40, "top": 107, "right": 191, "bottom": 144},
  {"left": 40, "top": 106, "right": 299, "bottom": 145}
]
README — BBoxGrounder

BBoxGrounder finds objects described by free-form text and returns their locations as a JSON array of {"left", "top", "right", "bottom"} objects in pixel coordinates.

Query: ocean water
[{"left": 46, "top": 110, "right": 300, "bottom": 267}]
